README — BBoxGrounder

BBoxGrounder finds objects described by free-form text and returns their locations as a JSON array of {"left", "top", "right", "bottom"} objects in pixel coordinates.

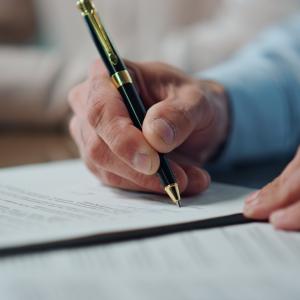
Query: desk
[{"left": 0, "top": 131, "right": 79, "bottom": 168}]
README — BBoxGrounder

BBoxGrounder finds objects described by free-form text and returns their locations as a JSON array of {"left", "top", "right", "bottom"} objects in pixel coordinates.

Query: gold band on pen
[{"left": 111, "top": 70, "right": 133, "bottom": 88}]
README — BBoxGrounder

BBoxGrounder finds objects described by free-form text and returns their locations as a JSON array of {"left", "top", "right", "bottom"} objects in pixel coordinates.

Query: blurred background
[{"left": 0, "top": 0, "right": 299, "bottom": 185}]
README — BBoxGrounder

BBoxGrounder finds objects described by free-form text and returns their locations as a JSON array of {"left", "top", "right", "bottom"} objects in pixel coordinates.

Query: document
[
  {"left": 0, "top": 160, "right": 251, "bottom": 250},
  {"left": 0, "top": 223, "right": 299, "bottom": 300}
]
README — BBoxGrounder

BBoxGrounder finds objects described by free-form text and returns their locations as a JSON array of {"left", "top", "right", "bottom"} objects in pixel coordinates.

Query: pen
[{"left": 77, "top": 0, "right": 181, "bottom": 207}]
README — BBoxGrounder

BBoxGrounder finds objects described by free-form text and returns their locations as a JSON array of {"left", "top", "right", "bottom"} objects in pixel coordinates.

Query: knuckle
[
  {"left": 87, "top": 98, "right": 106, "bottom": 129},
  {"left": 259, "top": 180, "right": 276, "bottom": 198},
  {"left": 272, "top": 177, "right": 282, "bottom": 191},
  {"left": 180, "top": 106, "right": 194, "bottom": 127},
  {"left": 113, "top": 137, "right": 136, "bottom": 161},
  {"left": 134, "top": 173, "right": 158, "bottom": 190},
  {"left": 97, "top": 147, "right": 112, "bottom": 168},
  {"left": 109, "top": 133, "right": 125, "bottom": 155},
  {"left": 189, "top": 90, "right": 207, "bottom": 117},
  {"left": 271, "top": 176, "right": 290, "bottom": 203},
  {"left": 86, "top": 138, "right": 112, "bottom": 168},
  {"left": 86, "top": 139, "right": 104, "bottom": 163},
  {"left": 89, "top": 77, "right": 104, "bottom": 94},
  {"left": 105, "top": 119, "right": 133, "bottom": 154},
  {"left": 167, "top": 105, "right": 194, "bottom": 131},
  {"left": 132, "top": 172, "right": 148, "bottom": 186},
  {"left": 279, "top": 172, "right": 300, "bottom": 202}
]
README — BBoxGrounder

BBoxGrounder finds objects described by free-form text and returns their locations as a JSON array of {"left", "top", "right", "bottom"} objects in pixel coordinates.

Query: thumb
[{"left": 142, "top": 87, "right": 212, "bottom": 153}]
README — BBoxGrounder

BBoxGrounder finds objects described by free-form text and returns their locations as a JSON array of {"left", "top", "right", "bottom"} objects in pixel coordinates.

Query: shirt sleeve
[{"left": 199, "top": 14, "right": 300, "bottom": 166}]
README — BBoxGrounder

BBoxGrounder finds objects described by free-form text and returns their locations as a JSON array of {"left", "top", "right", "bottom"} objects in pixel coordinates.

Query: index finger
[{"left": 86, "top": 60, "right": 160, "bottom": 176}]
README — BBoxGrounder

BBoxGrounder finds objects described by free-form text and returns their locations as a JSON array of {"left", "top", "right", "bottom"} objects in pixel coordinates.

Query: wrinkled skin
[
  {"left": 69, "top": 59, "right": 300, "bottom": 232},
  {"left": 68, "top": 60, "right": 229, "bottom": 196}
]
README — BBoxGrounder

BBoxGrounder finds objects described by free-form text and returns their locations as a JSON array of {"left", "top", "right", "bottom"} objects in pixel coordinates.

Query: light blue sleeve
[{"left": 199, "top": 14, "right": 300, "bottom": 166}]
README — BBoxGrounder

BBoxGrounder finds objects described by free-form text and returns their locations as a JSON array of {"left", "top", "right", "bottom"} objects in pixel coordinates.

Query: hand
[
  {"left": 244, "top": 148, "right": 300, "bottom": 231},
  {"left": 68, "top": 60, "right": 229, "bottom": 196}
]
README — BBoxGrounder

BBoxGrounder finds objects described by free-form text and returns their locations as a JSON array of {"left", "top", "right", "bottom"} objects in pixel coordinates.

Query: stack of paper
[
  {"left": 0, "top": 160, "right": 299, "bottom": 299},
  {"left": 0, "top": 160, "right": 251, "bottom": 251}
]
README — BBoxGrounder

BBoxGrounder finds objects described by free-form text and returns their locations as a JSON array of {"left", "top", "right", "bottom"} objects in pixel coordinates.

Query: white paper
[
  {"left": 0, "top": 160, "right": 251, "bottom": 249},
  {"left": 0, "top": 223, "right": 299, "bottom": 300}
]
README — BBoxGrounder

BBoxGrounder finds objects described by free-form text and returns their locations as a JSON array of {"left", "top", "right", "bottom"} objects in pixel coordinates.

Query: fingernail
[
  {"left": 133, "top": 153, "right": 152, "bottom": 175},
  {"left": 152, "top": 119, "right": 175, "bottom": 145},
  {"left": 245, "top": 191, "right": 260, "bottom": 204},
  {"left": 270, "top": 210, "right": 286, "bottom": 224}
]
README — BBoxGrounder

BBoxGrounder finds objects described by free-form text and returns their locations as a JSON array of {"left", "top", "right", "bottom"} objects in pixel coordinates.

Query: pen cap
[{"left": 77, "top": 0, "right": 95, "bottom": 16}]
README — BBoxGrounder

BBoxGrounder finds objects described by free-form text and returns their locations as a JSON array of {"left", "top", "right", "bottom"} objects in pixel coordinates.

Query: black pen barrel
[
  {"left": 118, "top": 84, "right": 176, "bottom": 187},
  {"left": 81, "top": 8, "right": 178, "bottom": 192},
  {"left": 117, "top": 84, "right": 146, "bottom": 129},
  {"left": 84, "top": 16, "right": 126, "bottom": 73}
]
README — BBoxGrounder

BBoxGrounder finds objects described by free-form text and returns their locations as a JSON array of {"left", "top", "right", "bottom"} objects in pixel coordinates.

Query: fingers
[
  {"left": 181, "top": 165, "right": 211, "bottom": 196},
  {"left": 98, "top": 165, "right": 210, "bottom": 196},
  {"left": 85, "top": 158, "right": 159, "bottom": 193},
  {"left": 244, "top": 150, "right": 300, "bottom": 222},
  {"left": 84, "top": 156, "right": 158, "bottom": 193},
  {"left": 68, "top": 59, "right": 213, "bottom": 197},
  {"left": 70, "top": 115, "right": 160, "bottom": 191},
  {"left": 270, "top": 201, "right": 300, "bottom": 231},
  {"left": 70, "top": 60, "right": 160, "bottom": 176},
  {"left": 97, "top": 161, "right": 189, "bottom": 195},
  {"left": 143, "top": 83, "right": 212, "bottom": 153},
  {"left": 244, "top": 172, "right": 300, "bottom": 220},
  {"left": 89, "top": 64, "right": 160, "bottom": 175},
  {"left": 97, "top": 160, "right": 209, "bottom": 197},
  {"left": 69, "top": 116, "right": 193, "bottom": 194},
  {"left": 125, "top": 60, "right": 188, "bottom": 107}
]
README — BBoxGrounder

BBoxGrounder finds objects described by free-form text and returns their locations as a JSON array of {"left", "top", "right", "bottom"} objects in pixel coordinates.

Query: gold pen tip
[{"left": 165, "top": 183, "right": 181, "bottom": 207}]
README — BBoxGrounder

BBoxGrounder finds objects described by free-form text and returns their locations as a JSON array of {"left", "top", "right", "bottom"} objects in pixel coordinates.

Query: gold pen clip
[{"left": 77, "top": 0, "right": 118, "bottom": 65}]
